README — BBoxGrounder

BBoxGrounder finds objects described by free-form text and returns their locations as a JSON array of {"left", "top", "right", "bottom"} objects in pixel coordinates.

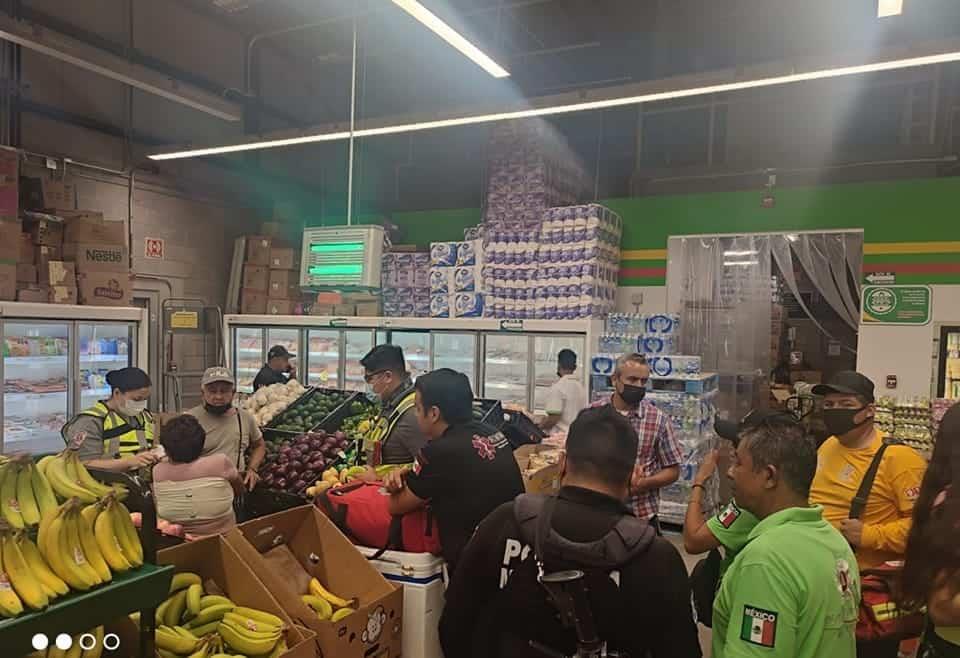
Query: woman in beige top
[{"left": 152, "top": 415, "right": 243, "bottom": 536}]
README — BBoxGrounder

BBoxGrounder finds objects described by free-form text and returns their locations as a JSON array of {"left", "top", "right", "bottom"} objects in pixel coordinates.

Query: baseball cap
[
  {"left": 811, "top": 371, "right": 875, "bottom": 402},
  {"left": 715, "top": 408, "right": 801, "bottom": 446},
  {"left": 201, "top": 366, "right": 234, "bottom": 387},
  {"left": 268, "top": 345, "right": 295, "bottom": 360}
]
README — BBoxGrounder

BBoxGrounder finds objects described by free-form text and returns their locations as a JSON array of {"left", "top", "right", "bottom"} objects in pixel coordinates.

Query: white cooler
[{"left": 358, "top": 547, "right": 446, "bottom": 658}]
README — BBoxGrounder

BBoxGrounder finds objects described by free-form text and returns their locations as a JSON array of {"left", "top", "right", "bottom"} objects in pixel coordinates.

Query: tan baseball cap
[{"left": 201, "top": 366, "right": 234, "bottom": 387}]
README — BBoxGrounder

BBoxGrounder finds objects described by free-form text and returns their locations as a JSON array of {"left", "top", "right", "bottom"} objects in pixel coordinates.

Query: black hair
[
  {"left": 106, "top": 367, "right": 152, "bottom": 393},
  {"left": 360, "top": 344, "right": 406, "bottom": 376},
  {"left": 414, "top": 368, "right": 473, "bottom": 425},
  {"left": 565, "top": 406, "right": 639, "bottom": 489},
  {"left": 159, "top": 414, "right": 206, "bottom": 464},
  {"left": 557, "top": 349, "right": 577, "bottom": 372},
  {"left": 739, "top": 419, "right": 817, "bottom": 497}
]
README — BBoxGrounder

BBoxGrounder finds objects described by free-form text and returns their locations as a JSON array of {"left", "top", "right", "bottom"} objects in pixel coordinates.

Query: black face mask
[
  {"left": 204, "top": 402, "right": 232, "bottom": 416},
  {"left": 619, "top": 383, "right": 646, "bottom": 407},
  {"left": 823, "top": 406, "right": 871, "bottom": 436}
]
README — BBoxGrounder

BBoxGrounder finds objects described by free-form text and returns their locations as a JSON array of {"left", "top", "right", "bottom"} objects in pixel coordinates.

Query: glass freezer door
[
  {"left": 78, "top": 323, "right": 134, "bottom": 412},
  {"left": 432, "top": 333, "right": 478, "bottom": 391},
  {"left": 308, "top": 330, "right": 341, "bottom": 388},
  {"left": 942, "top": 328, "right": 960, "bottom": 399},
  {"left": 234, "top": 328, "right": 264, "bottom": 394},
  {"left": 266, "top": 328, "right": 300, "bottom": 381},
  {"left": 388, "top": 331, "right": 430, "bottom": 381},
  {"left": 344, "top": 330, "right": 374, "bottom": 391},
  {"left": 483, "top": 334, "right": 530, "bottom": 408},
  {"left": 3, "top": 321, "right": 71, "bottom": 454},
  {"left": 533, "top": 335, "right": 586, "bottom": 414}
]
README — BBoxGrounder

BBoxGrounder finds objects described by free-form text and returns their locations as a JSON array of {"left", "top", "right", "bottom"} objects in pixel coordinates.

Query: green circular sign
[{"left": 865, "top": 288, "right": 896, "bottom": 316}]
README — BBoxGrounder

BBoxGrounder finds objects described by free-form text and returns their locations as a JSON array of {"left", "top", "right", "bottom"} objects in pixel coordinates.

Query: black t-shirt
[
  {"left": 405, "top": 420, "right": 525, "bottom": 570},
  {"left": 252, "top": 365, "right": 287, "bottom": 391}
]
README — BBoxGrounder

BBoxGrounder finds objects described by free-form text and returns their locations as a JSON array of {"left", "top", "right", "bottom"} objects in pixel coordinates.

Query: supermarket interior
[{"left": 0, "top": 1, "right": 959, "bottom": 657}]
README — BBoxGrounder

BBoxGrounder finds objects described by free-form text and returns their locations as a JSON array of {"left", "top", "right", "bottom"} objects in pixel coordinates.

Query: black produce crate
[
  {"left": 315, "top": 390, "right": 367, "bottom": 433},
  {"left": 263, "top": 387, "right": 356, "bottom": 440},
  {"left": 473, "top": 398, "right": 505, "bottom": 429},
  {"left": 245, "top": 485, "right": 308, "bottom": 518},
  {"left": 502, "top": 408, "right": 547, "bottom": 449}
]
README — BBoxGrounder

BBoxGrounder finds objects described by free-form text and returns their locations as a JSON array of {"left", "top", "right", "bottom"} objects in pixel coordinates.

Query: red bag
[
  {"left": 856, "top": 563, "right": 924, "bottom": 642},
  {"left": 315, "top": 481, "right": 442, "bottom": 556}
]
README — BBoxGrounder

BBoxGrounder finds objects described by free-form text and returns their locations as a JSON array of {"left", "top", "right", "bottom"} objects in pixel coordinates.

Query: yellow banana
[
  {"left": 186, "top": 602, "right": 234, "bottom": 628},
  {"left": 331, "top": 607, "right": 354, "bottom": 622},
  {"left": 301, "top": 594, "right": 333, "bottom": 620},
  {"left": 268, "top": 639, "right": 288, "bottom": 658},
  {"left": 231, "top": 606, "right": 285, "bottom": 630},
  {"left": 155, "top": 625, "right": 199, "bottom": 653},
  {"left": 64, "top": 508, "right": 103, "bottom": 586},
  {"left": 48, "top": 647, "right": 68, "bottom": 658},
  {"left": 216, "top": 619, "right": 280, "bottom": 655},
  {"left": 44, "top": 505, "right": 96, "bottom": 591},
  {"left": 65, "top": 452, "right": 113, "bottom": 498},
  {"left": 0, "top": 538, "right": 25, "bottom": 618},
  {"left": 93, "top": 504, "right": 131, "bottom": 573},
  {"left": 64, "top": 635, "right": 82, "bottom": 658},
  {"left": 164, "top": 589, "right": 188, "bottom": 627},
  {"left": 185, "top": 582, "right": 203, "bottom": 619},
  {"left": 188, "top": 619, "right": 223, "bottom": 637},
  {"left": 80, "top": 626, "right": 105, "bottom": 658},
  {"left": 36, "top": 455, "right": 55, "bottom": 476},
  {"left": 74, "top": 504, "right": 112, "bottom": 583},
  {"left": 222, "top": 611, "right": 283, "bottom": 635},
  {"left": 200, "top": 594, "right": 234, "bottom": 609},
  {"left": 0, "top": 463, "right": 25, "bottom": 528},
  {"left": 170, "top": 572, "right": 202, "bottom": 593},
  {"left": 30, "top": 460, "right": 59, "bottom": 520},
  {"left": 17, "top": 532, "right": 69, "bottom": 596},
  {"left": 16, "top": 463, "right": 42, "bottom": 526},
  {"left": 1, "top": 531, "right": 48, "bottom": 610},
  {"left": 111, "top": 500, "right": 143, "bottom": 567},
  {"left": 171, "top": 625, "right": 200, "bottom": 641},
  {"left": 155, "top": 595, "right": 172, "bottom": 625},
  {"left": 308, "top": 578, "right": 356, "bottom": 609},
  {"left": 46, "top": 457, "right": 97, "bottom": 503}
]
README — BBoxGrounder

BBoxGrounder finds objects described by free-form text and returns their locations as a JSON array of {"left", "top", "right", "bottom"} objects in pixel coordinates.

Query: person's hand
[
  {"left": 630, "top": 465, "right": 647, "bottom": 494},
  {"left": 127, "top": 452, "right": 158, "bottom": 469},
  {"left": 840, "top": 518, "right": 864, "bottom": 546},
  {"left": 383, "top": 467, "right": 409, "bottom": 494},
  {"left": 356, "top": 466, "right": 379, "bottom": 483},
  {"left": 694, "top": 449, "right": 720, "bottom": 486},
  {"left": 243, "top": 469, "right": 260, "bottom": 491}
]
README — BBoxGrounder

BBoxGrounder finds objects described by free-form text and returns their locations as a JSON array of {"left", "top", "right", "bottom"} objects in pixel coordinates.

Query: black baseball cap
[
  {"left": 715, "top": 408, "right": 801, "bottom": 446},
  {"left": 268, "top": 345, "right": 295, "bottom": 360},
  {"left": 811, "top": 371, "right": 875, "bottom": 402}
]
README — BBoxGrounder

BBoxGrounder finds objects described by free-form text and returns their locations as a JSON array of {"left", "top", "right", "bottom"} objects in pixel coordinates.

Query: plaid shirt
[{"left": 592, "top": 398, "right": 682, "bottom": 520}]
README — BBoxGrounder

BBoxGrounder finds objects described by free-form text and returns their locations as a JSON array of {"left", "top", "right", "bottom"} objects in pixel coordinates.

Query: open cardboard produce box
[
  {"left": 157, "top": 535, "right": 317, "bottom": 658},
  {"left": 514, "top": 444, "right": 563, "bottom": 494},
  {"left": 225, "top": 505, "right": 404, "bottom": 658}
]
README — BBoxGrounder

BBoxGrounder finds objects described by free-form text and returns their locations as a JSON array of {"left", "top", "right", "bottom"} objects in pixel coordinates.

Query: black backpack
[{"left": 689, "top": 548, "right": 723, "bottom": 627}]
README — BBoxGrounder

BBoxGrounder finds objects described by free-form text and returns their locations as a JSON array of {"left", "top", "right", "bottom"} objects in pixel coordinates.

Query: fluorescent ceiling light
[
  {"left": 391, "top": 0, "right": 509, "bottom": 78},
  {"left": 723, "top": 250, "right": 759, "bottom": 257},
  {"left": 878, "top": 0, "right": 904, "bottom": 17},
  {"left": 724, "top": 260, "right": 760, "bottom": 267},
  {"left": 149, "top": 48, "right": 960, "bottom": 160}
]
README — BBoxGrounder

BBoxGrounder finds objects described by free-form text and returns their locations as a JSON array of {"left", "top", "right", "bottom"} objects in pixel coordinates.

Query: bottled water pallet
[{"left": 649, "top": 372, "right": 719, "bottom": 395}]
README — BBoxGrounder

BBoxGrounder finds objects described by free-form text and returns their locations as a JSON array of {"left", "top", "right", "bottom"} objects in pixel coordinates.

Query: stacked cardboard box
[
  {"left": 0, "top": 149, "right": 21, "bottom": 300},
  {"left": 62, "top": 211, "right": 131, "bottom": 306},
  {"left": 240, "top": 228, "right": 305, "bottom": 315}
]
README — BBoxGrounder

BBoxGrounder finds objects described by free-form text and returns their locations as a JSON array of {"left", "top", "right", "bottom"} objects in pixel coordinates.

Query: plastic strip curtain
[{"left": 791, "top": 233, "right": 862, "bottom": 331}]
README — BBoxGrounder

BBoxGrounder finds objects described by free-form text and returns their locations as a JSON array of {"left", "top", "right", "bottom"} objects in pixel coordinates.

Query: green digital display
[
  {"left": 310, "top": 242, "right": 365, "bottom": 253},
  {"left": 308, "top": 264, "right": 363, "bottom": 275}
]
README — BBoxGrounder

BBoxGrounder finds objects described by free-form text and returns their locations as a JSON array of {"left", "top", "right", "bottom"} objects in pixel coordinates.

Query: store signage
[
  {"left": 328, "top": 318, "right": 348, "bottom": 328},
  {"left": 499, "top": 319, "right": 524, "bottom": 332},
  {"left": 144, "top": 237, "right": 164, "bottom": 260},
  {"left": 170, "top": 311, "right": 199, "bottom": 330},
  {"left": 865, "top": 272, "right": 896, "bottom": 285},
  {"left": 862, "top": 285, "right": 931, "bottom": 325},
  {"left": 886, "top": 375, "right": 898, "bottom": 389}
]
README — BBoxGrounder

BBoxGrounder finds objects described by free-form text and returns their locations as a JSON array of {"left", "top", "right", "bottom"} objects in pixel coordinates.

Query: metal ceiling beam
[{"left": 0, "top": 12, "right": 243, "bottom": 121}]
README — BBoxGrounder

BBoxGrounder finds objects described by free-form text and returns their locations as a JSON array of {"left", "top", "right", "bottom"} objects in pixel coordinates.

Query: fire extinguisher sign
[{"left": 145, "top": 237, "right": 165, "bottom": 260}]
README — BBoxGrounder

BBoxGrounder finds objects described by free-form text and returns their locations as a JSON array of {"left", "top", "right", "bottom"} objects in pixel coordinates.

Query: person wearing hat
[
  {"left": 253, "top": 345, "right": 296, "bottom": 392},
  {"left": 187, "top": 366, "right": 265, "bottom": 491},
  {"left": 62, "top": 366, "right": 159, "bottom": 472}
]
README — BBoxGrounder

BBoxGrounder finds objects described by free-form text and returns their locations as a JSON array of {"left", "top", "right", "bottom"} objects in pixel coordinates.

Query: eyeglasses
[{"left": 363, "top": 370, "right": 388, "bottom": 384}]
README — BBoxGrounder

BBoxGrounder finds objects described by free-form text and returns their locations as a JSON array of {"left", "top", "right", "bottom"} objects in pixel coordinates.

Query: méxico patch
[
  {"left": 740, "top": 605, "right": 778, "bottom": 647},
  {"left": 717, "top": 502, "right": 742, "bottom": 529}
]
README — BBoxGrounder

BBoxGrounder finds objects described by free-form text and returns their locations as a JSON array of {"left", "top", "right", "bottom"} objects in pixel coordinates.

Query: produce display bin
[
  {"left": 474, "top": 398, "right": 504, "bottom": 428},
  {"left": 314, "top": 389, "right": 365, "bottom": 433},
  {"left": 263, "top": 387, "right": 358, "bottom": 440},
  {"left": 246, "top": 485, "right": 309, "bottom": 518}
]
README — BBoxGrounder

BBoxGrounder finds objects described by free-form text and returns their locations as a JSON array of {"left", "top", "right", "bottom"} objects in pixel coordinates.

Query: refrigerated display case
[
  {"left": 938, "top": 326, "right": 960, "bottom": 400},
  {"left": 235, "top": 328, "right": 264, "bottom": 394},
  {"left": 0, "top": 303, "right": 147, "bottom": 454},
  {"left": 225, "top": 316, "right": 600, "bottom": 413}
]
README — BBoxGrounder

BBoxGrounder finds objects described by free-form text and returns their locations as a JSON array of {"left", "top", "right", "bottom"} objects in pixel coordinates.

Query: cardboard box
[
  {"left": 18, "top": 232, "right": 32, "bottom": 263},
  {"left": 62, "top": 212, "right": 125, "bottom": 245},
  {"left": 355, "top": 301, "right": 381, "bottom": 317},
  {"left": 315, "top": 291, "right": 342, "bottom": 305},
  {"left": 25, "top": 215, "right": 64, "bottom": 247},
  {"left": 0, "top": 218, "right": 22, "bottom": 262},
  {"left": 514, "top": 444, "right": 563, "bottom": 494},
  {"left": 20, "top": 173, "right": 75, "bottom": 212},
  {"left": 225, "top": 506, "right": 403, "bottom": 658},
  {"left": 16, "top": 285, "right": 48, "bottom": 303},
  {"left": 246, "top": 235, "right": 272, "bottom": 266},
  {"left": 0, "top": 147, "right": 18, "bottom": 219},
  {"left": 76, "top": 271, "right": 132, "bottom": 306},
  {"left": 16, "top": 263, "right": 37, "bottom": 284},
  {"left": 267, "top": 299, "right": 297, "bottom": 315},
  {"left": 49, "top": 285, "right": 77, "bottom": 305},
  {"left": 310, "top": 304, "right": 336, "bottom": 316},
  {"left": 261, "top": 221, "right": 283, "bottom": 238},
  {"left": 242, "top": 265, "right": 269, "bottom": 291},
  {"left": 240, "top": 289, "right": 268, "bottom": 314},
  {"left": 0, "top": 263, "right": 16, "bottom": 300},
  {"left": 159, "top": 535, "right": 317, "bottom": 658},
  {"left": 269, "top": 270, "right": 299, "bottom": 299},
  {"left": 41, "top": 261, "right": 75, "bottom": 286},
  {"left": 333, "top": 304, "right": 356, "bottom": 316},
  {"left": 269, "top": 247, "right": 297, "bottom": 270},
  {"left": 35, "top": 245, "right": 62, "bottom": 272},
  {"left": 64, "top": 242, "right": 129, "bottom": 273}
]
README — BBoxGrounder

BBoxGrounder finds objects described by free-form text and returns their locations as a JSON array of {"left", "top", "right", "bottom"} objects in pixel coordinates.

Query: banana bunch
[
  {"left": 152, "top": 571, "right": 289, "bottom": 657},
  {"left": 0, "top": 522, "right": 71, "bottom": 617},
  {"left": 0, "top": 455, "right": 58, "bottom": 528},
  {"left": 301, "top": 577, "right": 358, "bottom": 622},
  {"left": 39, "top": 450, "right": 115, "bottom": 504},
  {"left": 27, "top": 626, "right": 105, "bottom": 658},
  {"left": 305, "top": 464, "right": 403, "bottom": 498}
]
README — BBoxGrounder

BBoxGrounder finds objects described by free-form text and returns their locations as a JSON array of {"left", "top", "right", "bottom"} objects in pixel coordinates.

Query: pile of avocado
[{"left": 271, "top": 390, "right": 351, "bottom": 433}]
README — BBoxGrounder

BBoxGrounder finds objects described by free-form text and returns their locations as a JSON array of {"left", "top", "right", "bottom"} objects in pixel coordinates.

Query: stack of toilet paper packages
[
  {"left": 429, "top": 240, "right": 485, "bottom": 318},
  {"left": 382, "top": 252, "right": 431, "bottom": 317}
]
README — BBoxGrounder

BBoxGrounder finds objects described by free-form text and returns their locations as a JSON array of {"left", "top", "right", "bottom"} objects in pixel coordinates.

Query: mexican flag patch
[
  {"left": 740, "top": 605, "right": 778, "bottom": 647},
  {"left": 717, "top": 502, "right": 741, "bottom": 529}
]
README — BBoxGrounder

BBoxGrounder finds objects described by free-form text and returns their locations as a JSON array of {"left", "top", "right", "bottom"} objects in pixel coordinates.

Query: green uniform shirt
[
  {"left": 706, "top": 499, "right": 759, "bottom": 576},
  {"left": 712, "top": 505, "right": 859, "bottom": 658}
]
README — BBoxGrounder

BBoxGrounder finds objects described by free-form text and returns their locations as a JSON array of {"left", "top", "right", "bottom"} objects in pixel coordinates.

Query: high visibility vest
[
  {"left": 364, "top": 390, "right": 416, "bottom": 466},
  {"left": 73, "top": 401, "right": 155, "bottom": 458}
]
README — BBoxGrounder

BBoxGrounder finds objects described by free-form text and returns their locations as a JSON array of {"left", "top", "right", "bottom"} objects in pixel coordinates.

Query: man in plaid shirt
[{"left": 592, "top": 353, "right": 682, "bottom": 530}]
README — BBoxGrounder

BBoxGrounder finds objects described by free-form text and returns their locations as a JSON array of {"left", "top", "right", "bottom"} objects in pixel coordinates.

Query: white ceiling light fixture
[
  {"left": 390, "top": 0, "right": 510, "bottom": 78},
  {"left": 878, "top": 0, "right": 904, "bottom": 18},
  {"left": 723, "top": 250, "right": 759, "bottom": 257},
  {"left": 149, "top": 46, "right": 960, "bottom": 160}
]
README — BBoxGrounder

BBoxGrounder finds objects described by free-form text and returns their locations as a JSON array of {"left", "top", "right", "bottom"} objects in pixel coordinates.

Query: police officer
[
  {"left": 359, "top": 345, "right": 427, "bottom": 468},
  {"left": 440, "top": 405, "right": 701, "bottom": 658},
  {"left": 62, "top": 367, "right": 159, "bottom": 472}
]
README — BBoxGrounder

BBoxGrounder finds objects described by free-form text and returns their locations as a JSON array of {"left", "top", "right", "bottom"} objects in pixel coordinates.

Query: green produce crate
[{"left": 263, "top": 387, "right": 354, "bottom": 439}]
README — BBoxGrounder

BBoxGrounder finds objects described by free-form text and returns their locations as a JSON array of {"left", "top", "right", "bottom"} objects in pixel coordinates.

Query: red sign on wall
[{"left": 144, "top": 237, "right": 165, "bottom": 260}]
